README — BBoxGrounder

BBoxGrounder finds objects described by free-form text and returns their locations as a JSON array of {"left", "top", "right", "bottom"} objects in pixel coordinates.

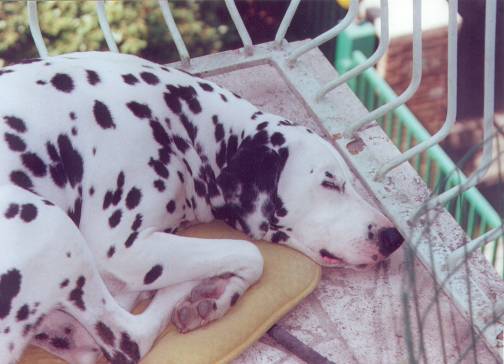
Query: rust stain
[
  {"left": 332, "top": 132, "right": 342, "bottom": 141},
  {"left": 346, "top": 137, "right": 366, "bottom": 155}
]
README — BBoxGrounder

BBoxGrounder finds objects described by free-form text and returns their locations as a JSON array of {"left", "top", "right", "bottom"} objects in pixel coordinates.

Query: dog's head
[
  {"left": 212, "top": 125, "right": 403, "bottom": 268},
  {"left": 268, "top": 130, "right": 404, "bottom": 268}
]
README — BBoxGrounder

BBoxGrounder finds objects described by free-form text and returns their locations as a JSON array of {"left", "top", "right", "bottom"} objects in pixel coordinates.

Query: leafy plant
[{"left": 0, "top": 0, "right": 241, "bottom": 66}]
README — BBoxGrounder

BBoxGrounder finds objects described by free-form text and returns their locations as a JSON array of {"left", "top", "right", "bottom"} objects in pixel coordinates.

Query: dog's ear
[{"left": 212, "top": 135, "right": 287, "bottom": 238}]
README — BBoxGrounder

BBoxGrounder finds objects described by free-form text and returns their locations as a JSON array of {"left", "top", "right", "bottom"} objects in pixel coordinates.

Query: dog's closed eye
[
  {"left": 322, "top": 171, "right": 346, "bottom": 193},
  {"left": 321, "top": 180, "right": 345, "bottom": 193}
]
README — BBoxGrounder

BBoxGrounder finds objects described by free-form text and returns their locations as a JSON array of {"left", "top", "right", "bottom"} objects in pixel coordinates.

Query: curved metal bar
[
  {"left": 374, "top": 0, "right": 458, "bottom": 181},
  {"left": 287, "top": 0, "right": 358, "bottom": 65},
  {"left": 316, "top": 0, "right": 389, "bottom": 101},
  {"left": 158, "top": 0, "right": 190, "bottom": 66},
  {"left": 224, "top": 0, "right": 253, "bottom": 56},
  {"left": 412, "top": 0, "right": 496, "bottom": 220},
  {"left": 27, "top": 0, "right": 48, "bottom": 58},
  {"left": 447, "top": 225, "right": 503, "bottom": 273},
  {"left": 344, "top": 0, "right": 422, "bottom": 138},
  {"left": 96, "top": 0, "right": 119, "bottom": 53},
  {"left": 274, "top": 0, "right": 301, "bottom": 47}
]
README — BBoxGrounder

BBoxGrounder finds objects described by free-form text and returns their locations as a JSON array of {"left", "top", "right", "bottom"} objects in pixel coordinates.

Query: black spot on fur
[
  {"left": 68, "top": 198, "right": 82, "bottom": 226},
  {"left": 36, "top": 80, "right": 46, "bottom": 85},
  {"left": 112, "top": 189, "right": 122, "bottom": 207},
  {"left": 194, "top": 179, "right": 206, "bottom": 197},
  {"left": 103, "top": 191, "right": 113, "bottom": 210},
  {"left": 69, "top": 112, "right": 76, "bottom": 120},
  {"left": 180, "top": 113, "right": 198, "bottom": 142},
  {"left": 4, "top": 116, "right": 26, "bottom": 133},
  {"left": 126, "top": 101, "right": 152, "bottom": 119},
  {"left": 20, "top": 204, "right": 37, "bottom": 222},
  {"left": 163, "top": 91, "right": 182, "bottom": 114},
  {"left": 270, "top": 132, "right": 285, "bottom": 146},
  {"left": 60, "top": 279, "right": 69, "bottom": 288},
  {"left": 51, "top": 73, "right": 74, "bottom": 93},
  {"left": 109, "top": 209, "right": 122, "bottom": 228},
  {"left": 10, "top": 170, "right": 33, "bottom": 190},
  {"left": 198, "top": 82, "right": 214, "bottom": 92},
  {"left": 226, "top": 135, "right": 239, "bottom": 163},
  {"left": 122, "top": 73, "right": 139, "bottom": 85},
  {"left": 4, "top": 133, "right": 26, "bottom": 152},
  {"left": 35, "top": 333, "right": 49, "bottom": 341},
  {"left": 124, "top": 232, "right": 138, "bottom": 248},
  {"left": 46, "top": 142, "right": 59, "bottom": 162},
  {"left": 148, "top": 158, "right": 169, "bottom": 179},
  {"left": 4, "top": 204, "right": 19, "bottom": 219},
  {"left": 68, "top": 276, "right": 86, "bottom": 311},
  {"left": 16, "top": 304, "right": 29, "bottom": 321},
  {"left": 125, "top": 188, "right": 141, "bottom": 209},
  {"left": 214, "top": 121, "right": 225, "bottom": 142},
  {"left": 96, "top": 321, "right": 115, "bottom": 346},
  {"left": 173, "top": 135, "right": 189, "bottom": 153},
  {"left": 144, "top": 265, "right": 163, "bottom": 285},
  {"left": 150, "top": 120, "right": 171, "bottom": 146},
  {"left": 140, "top": 71, "right": 160, "bottom": 85},
  {"left": 86, "top": 69, "right": 100, "bottom": 85},
  {"left": 166, "top": 200, "right": 176, "bottom": 213},
  {"left": 220, "top": 94, "right": 228, "bottom": 102},
  {"left": 0, "top": 269, "right": 22, "bottom": 319},
  {"left": 57, "top": 134, "right": 83, "bottom": 187},
  {"left": 165, "top": 84, "right": 202, "bottom": 115},
  {"left": 107, "top": 246, "right": 115, "bottom": 258},
  {"left": 271, "top": 231, "right": 289, "bottom": 243},
  {"left": 21, "top": 152, "right": 47, "bottom": 177},
  {"left": 153, "top": 179, "right": 165, "bottom": 192},
  {"left": 51, "top": 337, "right": 70, "bottom": 349},
  {"left": 158, "top": 147, "right": 171, "bottom": 164},
  {"left": 93, "top": 100, "right": 116, "bottom": 129},
  {"left": 120, "top": 332, "right": 140, "bottom": 361},
  {"left": 252, "top": 111, "right": 264, "bottom": 120},
  {"left": 131, "top": 213, "right": 142, "bottom": 231},
  {"left": 177, "top": 171, "right": 185, "bottom": 183},
  {"left": 183, "top": 158, "right": 193, "bottom": 176},
  {"left": 216, "top": 141, "right": 227, "bottom": 169}
]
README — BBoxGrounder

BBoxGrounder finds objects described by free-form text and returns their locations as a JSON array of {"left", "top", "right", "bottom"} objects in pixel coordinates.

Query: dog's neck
[{"left": 178, "top": 109, "right": 295, "bottom": 241}]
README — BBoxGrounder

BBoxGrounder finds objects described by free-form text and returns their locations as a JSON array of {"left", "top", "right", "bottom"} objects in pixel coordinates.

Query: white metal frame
[{"left": 24, "top": 0, "right": 503, "bottom": 360}]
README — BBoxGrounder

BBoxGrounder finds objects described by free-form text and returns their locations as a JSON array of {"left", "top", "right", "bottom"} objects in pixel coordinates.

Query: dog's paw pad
[{"left": 171, "top": 274, "right": 236, "bottom": 333}]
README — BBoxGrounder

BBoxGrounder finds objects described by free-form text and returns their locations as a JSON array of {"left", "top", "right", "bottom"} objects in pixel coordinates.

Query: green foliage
[{"left": 0, "top": 0, "right": 240, "bottom": 66}]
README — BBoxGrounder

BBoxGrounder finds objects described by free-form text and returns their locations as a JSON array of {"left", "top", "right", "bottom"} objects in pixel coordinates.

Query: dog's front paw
[{"left": 171, "top": 273, "right": 243, "bottom": 333}]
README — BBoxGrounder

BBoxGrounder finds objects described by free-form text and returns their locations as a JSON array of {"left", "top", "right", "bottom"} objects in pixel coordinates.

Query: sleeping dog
[{"left": 0, "top": 52, "right": 403, "bottom": 363}]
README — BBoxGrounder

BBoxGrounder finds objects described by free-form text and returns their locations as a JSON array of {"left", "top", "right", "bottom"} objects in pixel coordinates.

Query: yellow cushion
[{"left": 20, "top": 221, "right": 321, "bottom": 364}]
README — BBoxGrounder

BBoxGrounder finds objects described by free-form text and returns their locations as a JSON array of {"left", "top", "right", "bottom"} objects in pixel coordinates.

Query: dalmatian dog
[{"left": 0, "top": 51, "right": 404, "bottom": 364}]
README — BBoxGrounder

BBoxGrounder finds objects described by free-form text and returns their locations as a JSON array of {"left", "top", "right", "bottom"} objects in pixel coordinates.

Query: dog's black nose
[{"left": 378, "top": 228, "right": 404, "bottom": 257}]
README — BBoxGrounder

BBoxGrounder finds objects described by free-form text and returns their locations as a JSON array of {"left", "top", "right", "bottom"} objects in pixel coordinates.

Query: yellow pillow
[{"left": 20, "top": 221, "right": 321, "bottom": 364}]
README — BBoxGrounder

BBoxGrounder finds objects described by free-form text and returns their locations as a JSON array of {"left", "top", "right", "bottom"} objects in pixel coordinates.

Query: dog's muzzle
[{"left": 378, "top": 228, "right": 404, "bottom": 257}]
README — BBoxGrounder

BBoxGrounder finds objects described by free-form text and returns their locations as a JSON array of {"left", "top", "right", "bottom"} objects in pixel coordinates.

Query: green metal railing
[{"left": 339, "top": 50, "right": 503, "bottom": 276}]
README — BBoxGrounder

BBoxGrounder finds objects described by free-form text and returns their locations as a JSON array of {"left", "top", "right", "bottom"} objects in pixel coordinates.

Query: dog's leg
[
  {"left": 101, "top": 230, "right": 264, "bottom": 333},
  {"left": 0, "top": 185, "right": 163, "bottom": 364}
]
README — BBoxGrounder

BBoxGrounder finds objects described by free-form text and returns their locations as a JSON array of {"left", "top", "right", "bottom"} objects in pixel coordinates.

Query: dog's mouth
[{"left": 319, "top": 249, "right": 345, "bottom": 265}]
